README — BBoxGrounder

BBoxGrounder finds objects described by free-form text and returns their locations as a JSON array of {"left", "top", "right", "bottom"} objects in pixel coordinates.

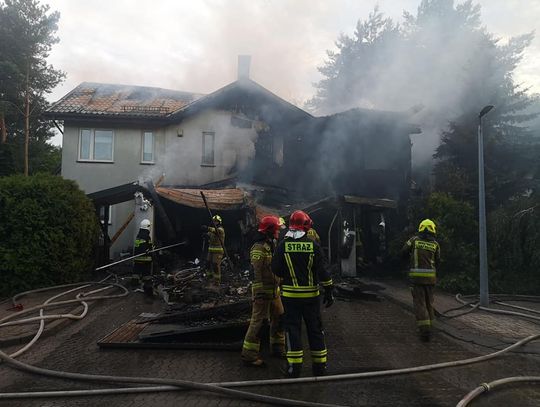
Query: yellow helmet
[
  {"left": 278, "top": 217, "right": 286, "bottom": 228},
  {"left": 418, "top": 219, "right": 436, "bottom": 234},
  {"left": 213, "top": 215, "right": 222, "bottom": 224}
]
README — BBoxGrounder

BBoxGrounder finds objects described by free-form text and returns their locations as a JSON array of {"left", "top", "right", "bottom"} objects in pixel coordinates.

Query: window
[
  {"left": 141, "top": 131, "right": 154, "bottom": 163},
  {"left": 78, "top": 129, "right": 114, "bottom": 161},
  {"left": 202, "top": 132, "right": 215, "bottom": 166}
]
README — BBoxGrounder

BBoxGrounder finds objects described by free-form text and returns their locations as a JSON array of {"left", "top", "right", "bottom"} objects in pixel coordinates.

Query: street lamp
[{"left": 478, "top": 105, "right": 494, "bottom": 307}]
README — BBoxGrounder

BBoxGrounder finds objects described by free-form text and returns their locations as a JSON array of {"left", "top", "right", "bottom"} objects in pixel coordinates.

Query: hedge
[{"left": 0, "top": 174, "right": 99, "bottom": 297}]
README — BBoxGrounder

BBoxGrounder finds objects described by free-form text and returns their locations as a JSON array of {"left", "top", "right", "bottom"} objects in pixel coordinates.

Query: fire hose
[
  {"left": 3, "top": 281, "right": 540, "bottom": 405},
  {"left": 94, "top": 240, "right": 187, "bottom": 271}
]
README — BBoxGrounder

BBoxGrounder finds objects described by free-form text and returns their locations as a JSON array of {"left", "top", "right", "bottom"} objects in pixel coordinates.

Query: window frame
[
  {"left": 77, "top": 128, "right": 115, "bottom": 163},
  {"left": 201, "top": 131, "right": 215, "bottom": 167},
  {"left": 141, "top": 130, "right": 155, "bottom": 164}
]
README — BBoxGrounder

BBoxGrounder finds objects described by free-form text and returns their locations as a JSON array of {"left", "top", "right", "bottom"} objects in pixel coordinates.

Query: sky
[{"left": 45, "top": 0, "right": 540, "bottom": 146}]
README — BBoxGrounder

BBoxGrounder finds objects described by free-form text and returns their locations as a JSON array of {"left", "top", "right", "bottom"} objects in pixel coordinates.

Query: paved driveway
[{"left": 1, "top": 291, "right": 540, "bottom": 406}]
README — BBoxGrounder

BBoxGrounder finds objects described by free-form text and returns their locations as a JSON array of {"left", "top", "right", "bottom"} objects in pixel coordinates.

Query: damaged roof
[
  {"left": 44, "top": 79, "right": 311, "bottom": 123},
  {"left": 156, "top": 187, "right": 247, "bottom": 210},
  {"left": 45, "top": 82, "right": 204, "bottom": 120}
]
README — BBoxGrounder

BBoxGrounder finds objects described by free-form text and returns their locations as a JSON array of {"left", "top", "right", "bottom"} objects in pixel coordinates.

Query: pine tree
[{"left": 0, "top": 0, "right": 64, "bottom": 175}]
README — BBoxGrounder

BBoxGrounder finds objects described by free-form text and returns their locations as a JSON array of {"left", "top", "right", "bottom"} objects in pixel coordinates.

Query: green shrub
[
  {"left": 488, "top": 196, "right": 540, "bottom": 294},
  {"left": 0, "top": 174, "right": 99, "bottom": 297}
]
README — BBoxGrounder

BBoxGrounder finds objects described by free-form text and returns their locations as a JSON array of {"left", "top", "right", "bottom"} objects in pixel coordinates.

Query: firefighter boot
[
  {"left": 284, "top": 363, "right": 302, "bottom": 378},
  {"left": 312, "top": 363, "right": 327, "bottom": 377}
]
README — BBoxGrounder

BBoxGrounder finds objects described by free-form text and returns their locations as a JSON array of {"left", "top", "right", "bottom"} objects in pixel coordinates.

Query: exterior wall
[{"left": 61, "top": 109, "right": 259, "bottom": 256}]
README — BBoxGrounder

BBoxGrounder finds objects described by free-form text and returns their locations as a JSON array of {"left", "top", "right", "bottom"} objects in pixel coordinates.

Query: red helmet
[
  {"left": 289, "top": 210, "right": 312, "bottom": 232},
  {"left": 258, "top": 215, "right": 281, "bottom": 238}
]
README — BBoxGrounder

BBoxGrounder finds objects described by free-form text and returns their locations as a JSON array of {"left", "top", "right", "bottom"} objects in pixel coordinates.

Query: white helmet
[{"left": 140, "top": 219, "right": 151, "bottom": 230}]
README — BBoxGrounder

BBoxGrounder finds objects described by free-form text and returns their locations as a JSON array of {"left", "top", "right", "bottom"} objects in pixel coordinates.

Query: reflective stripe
[
  {"left": 282, "top": 290, "right": 320, "bottom": 298},
  {"left": 409, "top": 272, "right": 436, "bottom": 278},
  {"left": 312, "top": 356, "right": 327, "bottom": 363},
  {"left": 287, "top": 357, "right": 303, "bottom": 364},
  {"left": 307, "top": 253, "right": 314, "bottom": 286},
  {"left": 320, "top": 279, "right": 333, "bottom": 287},
  {"left": 286, "top": 350, "right": 303, "bottom": 356},
  {"left": 417, "top": 319, "right": 431, "bottom": 327},
  {"left": 134, "top": 256, "right": 152, "bottom": 262},
  {"left": 311, "top": 349, "right": 327, "bottom": 356},
  {"left": 284, "top": 253, "right": 299, "bottom": 286},
  {"left": 208, "top": 246, "right": 224, "bottom": 253},
  {"left": 243, "top": 341, "right": 260, "bottom": 351},
  {"left": 282, "top": 285, "right": 319, "bottom": 291}
]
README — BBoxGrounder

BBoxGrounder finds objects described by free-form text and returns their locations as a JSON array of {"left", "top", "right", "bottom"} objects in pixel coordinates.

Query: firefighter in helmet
[
  {"left": 272, "top": 210, "right": 334, "bottom": 378},
  {"left": 402, "top": 219, "right": 441, "bottom": 341},
  {"left": 133, "top": 219, "right": 154, "bottom": 297},
  {"left": 241, "top": 215, "right": 285, "bottom": 366},
  {"left": 305, "top": 216, "right": 321, "bottom": 245},
  {"left": 202, "top": 215, "right": 226, "bottom": 284}
]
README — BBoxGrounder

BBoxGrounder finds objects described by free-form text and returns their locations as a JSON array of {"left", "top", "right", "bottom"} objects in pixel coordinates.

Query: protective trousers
[
  {"left": 410, "top": 284, "right": 434, "bottom": 335},
  {"left": 282, "top": 296, "right": 327, "bottom": 374},
  {"left": 241, "top": 297, "right": 285, "bottom": 362},
  {"left": 207, "top": 252, "right": 223, "bottom": 284}
]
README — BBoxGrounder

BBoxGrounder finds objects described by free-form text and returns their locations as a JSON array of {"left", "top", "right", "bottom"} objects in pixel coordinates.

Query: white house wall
[{"left": 61, "top": 108, "right": 260, "bottom": 257}]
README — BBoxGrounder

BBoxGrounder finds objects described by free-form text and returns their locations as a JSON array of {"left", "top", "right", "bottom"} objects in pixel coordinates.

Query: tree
[
  {"left": 0, "top": 0, "right": 64, "bottom": 175},
  {"left": 310, "top": 0, "right": 539, "bottom": 204}
]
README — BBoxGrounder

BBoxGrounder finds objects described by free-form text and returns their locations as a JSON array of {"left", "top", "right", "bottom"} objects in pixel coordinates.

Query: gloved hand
[
  {"left": 201, "top": 225, "right": 208, "bottom": 232},
  {"left": 323, "top": 286, "right": 334, "bottom": 308}
]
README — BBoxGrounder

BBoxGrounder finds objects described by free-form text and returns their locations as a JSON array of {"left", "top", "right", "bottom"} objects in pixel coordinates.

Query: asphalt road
[{"left": 1, "top": 291, "right": 540, "bottom": 406}]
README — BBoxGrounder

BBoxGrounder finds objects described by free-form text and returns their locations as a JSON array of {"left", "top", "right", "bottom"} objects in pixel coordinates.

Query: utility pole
[{"left": 478, "top": 105, "right": 494, "bottom": 307}]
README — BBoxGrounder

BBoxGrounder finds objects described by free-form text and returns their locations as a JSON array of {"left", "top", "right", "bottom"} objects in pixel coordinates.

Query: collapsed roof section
[{"left": 156, "top": 187, "right": 247, "bottom": 211}]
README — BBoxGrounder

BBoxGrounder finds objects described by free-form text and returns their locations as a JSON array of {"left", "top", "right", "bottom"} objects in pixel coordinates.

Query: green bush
[
  {"left": 0, "top": 174, "right": 99, "bottom": 297},
  {"left": 488, "top": 196, "right": 540, "bottom": 294}
]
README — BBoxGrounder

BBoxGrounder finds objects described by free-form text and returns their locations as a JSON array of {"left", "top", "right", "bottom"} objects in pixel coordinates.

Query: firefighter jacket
[
  {"left": 134, "top": 228, "right": 153, "bottom": 263},
  {"left": 250, "top": 233, "right": 278, "bottom": 300},
  {"left": 207, "top": 226, "right": 225, "bottom": 254},
  {"left": 402, "top": 233, "right": 441, "bottom": 285},
  {"left": 306, "top": 228, "right": 321, "bottom": 245},
  {"left": 271, "top": 234, "right": 332, "bottom": 298}
]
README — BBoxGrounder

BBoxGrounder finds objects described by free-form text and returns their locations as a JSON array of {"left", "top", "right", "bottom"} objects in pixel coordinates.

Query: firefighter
[
  {"left": 402, "top": 219, "right": 441, "bottom": 342},
  {"left": 241, "top": 215, "right": 285, "bottom": 367},
  {"left": 133, "top": 219, "right": 154, "bottom": 297},
  {"left": 277, "top": 216, "right": 287, "bottom": 243},
  {"left": 306, "top": 218, "right": 321, "bottom": 245},
  {"left": 271, "top": 210, "right": 334, "bottom": 378},
  {"left": 202, "top": 215, "right": 225, "bottom": 285}
]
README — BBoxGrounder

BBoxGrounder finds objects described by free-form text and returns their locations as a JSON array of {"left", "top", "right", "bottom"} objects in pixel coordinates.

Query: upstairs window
[
  {"left": 79, "top": 129, "right": 114, "bottom": 162},
  {"left": 202, "top": 132, "right": 215, "bottom": 166},
  {"left": 141, "top": 131, "right": 154, "bottom": 163}
]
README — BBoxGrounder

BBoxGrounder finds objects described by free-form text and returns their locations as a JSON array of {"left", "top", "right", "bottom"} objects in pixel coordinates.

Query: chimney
[{"left": 237, "top": 55, "right": 251, "bottom": 80}]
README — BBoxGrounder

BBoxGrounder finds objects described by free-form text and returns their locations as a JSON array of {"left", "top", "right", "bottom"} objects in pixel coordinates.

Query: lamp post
[{"left": 478, "top": 105, "right": 494, "bottom": 307}]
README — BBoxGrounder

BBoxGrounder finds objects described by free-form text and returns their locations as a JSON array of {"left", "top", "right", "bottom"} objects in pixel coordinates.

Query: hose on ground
[
  {"left": 456, "top": 376, "right": 540, "bottom": 407},
  {"left": 0, "top": 350, "right": 344, "bottom": 407},
  {"left": 4, "top": 282, "right": 540, "bottom": 406}
]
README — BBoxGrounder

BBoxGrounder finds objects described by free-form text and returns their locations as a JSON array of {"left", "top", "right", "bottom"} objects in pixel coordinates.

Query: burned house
[{"left": 45, "top": 58, "right": 420, "bottom": 272}]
